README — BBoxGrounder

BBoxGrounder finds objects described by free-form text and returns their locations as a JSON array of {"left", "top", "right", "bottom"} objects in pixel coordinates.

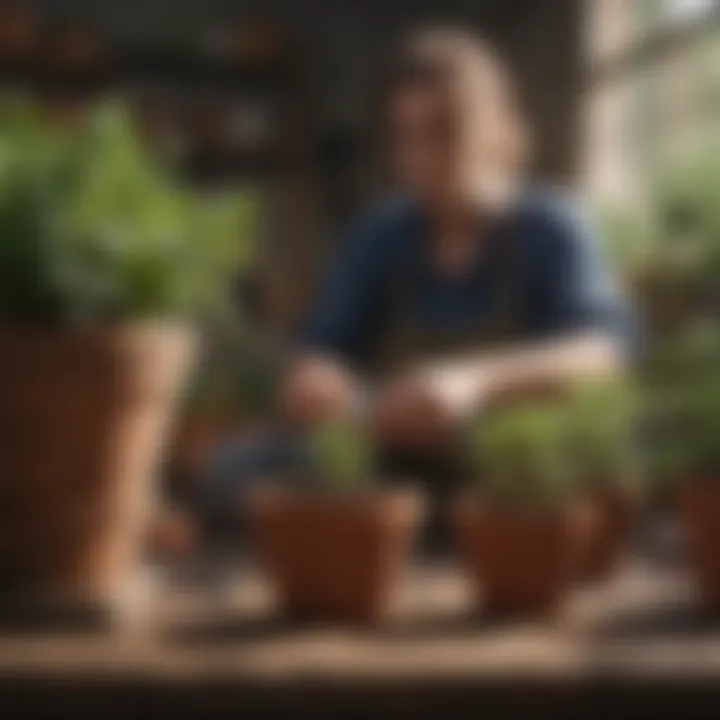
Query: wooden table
[{"left": 2, "top": 556, "right": 720, "bottom": 717}]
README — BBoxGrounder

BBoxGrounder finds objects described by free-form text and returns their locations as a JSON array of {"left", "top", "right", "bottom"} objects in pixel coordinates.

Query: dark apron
[
  {"left": 373, "top": 224, "right": 525, "bottom": 500},
  {"left": 374, "top": 231, "right": 523, "bottom": 374}
]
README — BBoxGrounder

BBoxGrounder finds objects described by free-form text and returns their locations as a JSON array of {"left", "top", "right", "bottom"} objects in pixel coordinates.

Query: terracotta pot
[
  {"left": 453, "top": 498, "right": 590, "bottom": 617},
  {"left": 580, "top": 486, "right": 637, "bottom": 582},
  {"left": 0, "top": 324, "right": 195, "bottom": 608},
  {"left": 681, "top": 479, "right": 720, "bottom": 610},
  {"left": 248, "top": 488, "right": 425, "bottom": 624}
]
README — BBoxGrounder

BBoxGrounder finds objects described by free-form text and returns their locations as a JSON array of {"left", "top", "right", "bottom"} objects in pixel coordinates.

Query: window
[{"left": 583, "top": 0, "right": 719, "bottom": 204}]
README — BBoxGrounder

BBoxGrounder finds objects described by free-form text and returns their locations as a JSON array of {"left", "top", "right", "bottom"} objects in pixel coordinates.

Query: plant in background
[
  {"left": 642, "top": 321, "right": 720, "bottom": 487},
  {"left": 655, "top": 141, "right": 720, "bottom": 279},
  {"left": 0, "top": 98, "right": 256, "bottom": 325},
  {"left": 600, "top": 140, "right": 720, "bottom": 334},
  {"left": 566, "top": 377, "right": 642, "bottom": 492},
  {"left": 650, "top": 368, "right": 720, "bottom": 486},
  {"left": 470, "top": 400, "right": 576, "bottom": 507},
  {"left": 309, "top": 417, "right": 374, "bottom": 492},
  {"left": 642, "top": 321, "right": 720, "bottom": 381},
  {"left": 564, "top": 376, "right": 645, "bottom": 581},
  {"left": 649, "top": 145, "right": 720, "bottom": 323},
  {"left": 600, "top": 203, "right": 658, "bottom": 283}
]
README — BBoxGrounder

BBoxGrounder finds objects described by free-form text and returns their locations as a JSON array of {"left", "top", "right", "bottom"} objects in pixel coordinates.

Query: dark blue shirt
[{"left": 300, "top": 187, "right": 632, "bottom": 368}]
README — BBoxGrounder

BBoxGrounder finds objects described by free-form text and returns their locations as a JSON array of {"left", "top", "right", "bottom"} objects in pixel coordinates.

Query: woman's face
[
  {"left": 388, "top": 83, "right": 462, "bottom": 208},
  {"left": 388, "top": 74, "right": 518, "bottom": 211}
]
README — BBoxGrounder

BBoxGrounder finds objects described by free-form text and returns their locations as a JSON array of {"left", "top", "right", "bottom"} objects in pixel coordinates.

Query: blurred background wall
[
  {"left": 6, "top": 0, "right": 587, "bottom": 325},
  {"left": 0, "top": 0, "right": 716, "bottom": 492},
  {"left": 3, "top": 0, "right": 718, "bottom": 325}
]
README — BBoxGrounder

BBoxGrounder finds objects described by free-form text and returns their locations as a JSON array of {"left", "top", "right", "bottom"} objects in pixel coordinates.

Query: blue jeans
[{"left": 199, "top": 428, "right": 310, "bottom": 524}]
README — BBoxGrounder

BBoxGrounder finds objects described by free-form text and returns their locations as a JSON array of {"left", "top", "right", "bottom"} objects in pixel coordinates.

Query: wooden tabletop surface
[
  {"left": 5, "top": 550, "right": 720, "bottom": 715},
  {"left": 1, "top": 555, "right": 718, "bottom": 683}
]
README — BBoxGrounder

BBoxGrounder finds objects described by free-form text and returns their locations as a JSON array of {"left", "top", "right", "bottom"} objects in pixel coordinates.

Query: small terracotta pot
[
  {"left": 248, "top": 488, "right": 425, "bottom": 624},
  {"left": 580, "top": 486, "right": 637, "bottom": 582},
  {"left": 681, "top": 479, "right": 720, "bottom": 610},
  {"left": 0, "top": 324, "right": 195, "bottom": 609},
  {"left": 453, "top": 498, "right": 590, "bottom": 617}
]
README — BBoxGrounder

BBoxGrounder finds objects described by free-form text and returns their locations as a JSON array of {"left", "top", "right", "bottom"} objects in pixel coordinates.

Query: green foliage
[
  {"left": 470, "top": 377, "right": 644, "bottom": 505},
  {"left": 599, "top": 204, "right": 657, "bottom": 280},
  {"left": 650, "top": 375, "right": 720, "bottom": 482},
  {"left": 0, "top": 99, "right": 256, "bottom": 325},
  {"left": 655, "top": 142, "right": 720, "bottom": 270},
  {"left": 601, "top": 140, "right": 720, "bottom": 335},
  {"left": 471, "top": 401, "right": 576, "bottom": 507},
  {"left": 566, "top": 377, "right": 642, "bottom": 489},
  {"left": 642, "top": 321, "right": 720, "bottom": 381},
  {"left": 644, "top": 323, "right": 720, "bottom": 483},
  {"left": 649, "top": 144, "right": 720, "bottom": 284},
  {"left": 309, "top": 418, "right": 374, "bottom": 492}
]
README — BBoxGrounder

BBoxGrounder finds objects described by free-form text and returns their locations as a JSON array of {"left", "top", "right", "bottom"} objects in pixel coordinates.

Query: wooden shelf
[{"left": 0, "top": 57, "right": 289, "bottom": 93}]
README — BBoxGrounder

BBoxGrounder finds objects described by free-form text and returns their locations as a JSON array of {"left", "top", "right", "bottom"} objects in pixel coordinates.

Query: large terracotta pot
[
  {"left": 249, "top": 488, "right": 425, "bottom": 625},
  {"left": 453, "top": 499, "right": 590, "bottom": 617},
  {"left": 0, "top": 324, "right": 195, "bottom": 610},
  {"left": 580, "top": 486, "right": 637, "bottom": 582},
  {"left": 681, "top": 479, "right": 720, "bottom": 610}
]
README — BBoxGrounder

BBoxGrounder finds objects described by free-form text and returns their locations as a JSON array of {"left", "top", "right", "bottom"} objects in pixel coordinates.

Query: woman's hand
[
  {"left": 371, "top": 374, "right": 455, "bottom": 449},
  {"left": 280, "top": 356, "right": 359, "bottom": 429}
]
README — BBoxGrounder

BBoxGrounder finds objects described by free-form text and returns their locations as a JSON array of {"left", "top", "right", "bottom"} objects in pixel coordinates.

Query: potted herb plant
[
  {"left": 453, "top": 400, "right": 589, "bottom": 617},
  {"left": 676, "top": 378, "right": 720, "bottom": 609},
  {"left": 648, "top": 326, "right": 720, "bottom": 609},
  {"left": 249, "top": 419, "right": 425, "bottom": 625},
  {"left": 566, "top": 378, "right": 642, "bottom": 581},
  {"left": 0, "top": 100, "right": 252, "bottom": 616}
]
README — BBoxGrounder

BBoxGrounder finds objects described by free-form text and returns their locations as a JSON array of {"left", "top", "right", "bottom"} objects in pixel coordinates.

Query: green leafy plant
[
  {"left": 470, "top": 400, "right": 576, "bottom": 507},
  {"left": 654, "top": 146, "right": 720, "bottom": 315},
  {"left": 599, "top": 203, "right": 658, "bottom": 281},
  {"left": 642, "top": 321, "right": 720, "bottom": 382},
  {"left": 601, "top": 140, "right": 720, "bottom": 334},
  {"left": 655, "top": 141, "right": 720, "bottom": 278},
  {"left": 650, "top": 375, "right": 720, "bottom": 484},
  {"left": 0, "top": 99, "right": 256, "bottom": 325},
  {"left": 566, "top": 378, "right": 642, "bottom": 491},
  {"left": 644, "top": 323, "right": 720, "bottom": 485},
  {"left": 309, "top": 418, "right": 374, "bottom": 492}
]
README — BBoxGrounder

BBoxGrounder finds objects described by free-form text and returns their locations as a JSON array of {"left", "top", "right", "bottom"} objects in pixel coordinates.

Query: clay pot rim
[
  {"left": 452, "top": 492, "right": 587, "bottom": 516},
  {"left": 247, "top": 484, "right": 426, "bottom": 520},
  {"left": 0, "top": 319, "right": 193, "bottom": 343},
  {"left": 249, "top": 484, "right": 423, "bottom": 503}
]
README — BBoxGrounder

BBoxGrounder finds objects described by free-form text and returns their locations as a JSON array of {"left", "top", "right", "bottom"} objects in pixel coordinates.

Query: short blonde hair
[{"left": 386, "top": 26, "right": 530, "bottom": 196}]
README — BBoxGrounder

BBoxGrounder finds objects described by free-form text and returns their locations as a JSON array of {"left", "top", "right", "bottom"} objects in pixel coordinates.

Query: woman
[{"left": 202, "top": 26, "right": 632, "bottom": 522}]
